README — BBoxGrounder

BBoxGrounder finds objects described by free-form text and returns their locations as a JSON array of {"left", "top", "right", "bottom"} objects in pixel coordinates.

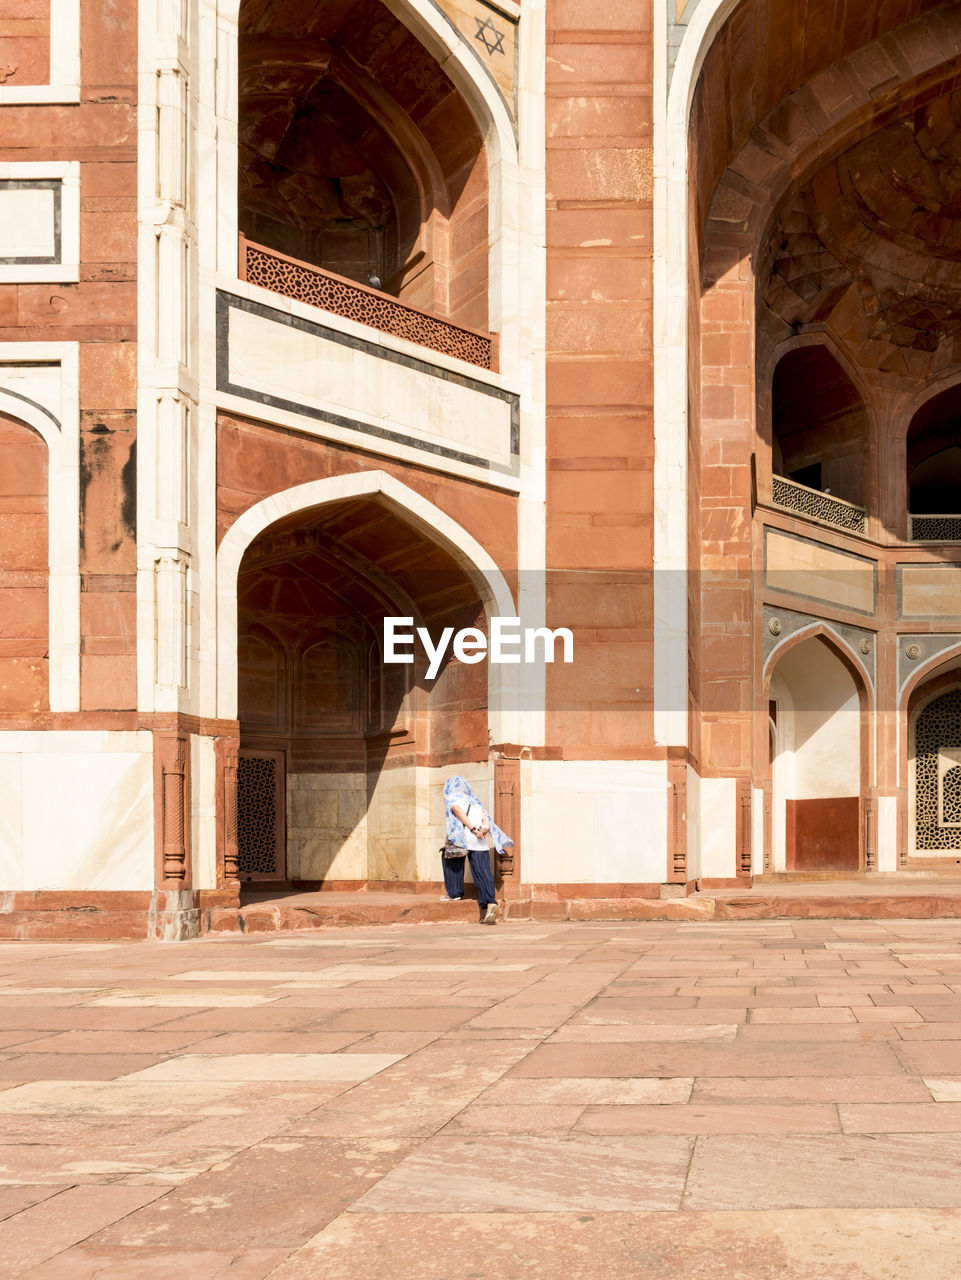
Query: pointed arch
[{"left": 216, "top": 470, "right": 519, "bottom": 736}]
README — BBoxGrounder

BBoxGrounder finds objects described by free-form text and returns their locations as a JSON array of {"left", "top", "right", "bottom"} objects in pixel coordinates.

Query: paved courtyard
[{"left": 1, "top": 919, "right": 961, "bottom": 1277}]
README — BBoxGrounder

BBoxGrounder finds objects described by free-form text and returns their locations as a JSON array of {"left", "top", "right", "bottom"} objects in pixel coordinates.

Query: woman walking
[{"left": 441, "top": 775, "right": 513, "bottom": 925}]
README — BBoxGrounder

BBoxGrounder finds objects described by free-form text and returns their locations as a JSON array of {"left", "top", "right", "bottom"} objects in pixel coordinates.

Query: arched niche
[
  {"left": 906, "top": 383, "right": 961, "bottom": 537},
  {"left": 771, "top": 345, "right": 870, "bottom": 510},
  {"left": 237, "top": 0, "right": 489, "bottom": 328},
  {"left": 767, "top": 633, "right": 864, "bottom": 872},
  {"left": 228, "top": 480, "right": 501, "bottom": 890},
  {"left": 0, "top": 411, "right": 49, "bottom": 713}
]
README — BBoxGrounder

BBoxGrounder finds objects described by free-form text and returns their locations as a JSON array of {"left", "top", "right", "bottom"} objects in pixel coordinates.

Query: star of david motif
[{"left": 474, "top": 16, "right": 506, "bottom": 56}]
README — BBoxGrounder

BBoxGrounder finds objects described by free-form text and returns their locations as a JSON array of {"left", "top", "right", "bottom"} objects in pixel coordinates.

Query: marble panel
[
  {"left": 224, "top": 301, "right": 515, "bottom": 470},
  {"left": 697, "top": 775, "right": 736, "bottom": 879},
  {"left": 20, "top": 751, "right": 153, "bottom": 890},
  {"left": 0, "top": 754, "right": 23, "bottom": 889},
  {"left": 765, "top": 530, "right": 875, "bottom": 615},
  {"left": 526, "top": 760, "right": 668, "bottom": 883},
  {"left": 0, "top": 185, "right": 56, "bottom": 259}
]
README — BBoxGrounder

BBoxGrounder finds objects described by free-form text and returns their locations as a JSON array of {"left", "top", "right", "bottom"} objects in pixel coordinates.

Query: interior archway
[
  {"left": 237, "top": 0, "right": 488, "bottom": 327},
  {"left": 234, "top": 494, "right": 491, "bottom": 891},
  {"left": 771, "top": 346, "right": 869, "bottom": 509},
  {"left": 768, "top": 634, "right": 863, "bottom": 872}
]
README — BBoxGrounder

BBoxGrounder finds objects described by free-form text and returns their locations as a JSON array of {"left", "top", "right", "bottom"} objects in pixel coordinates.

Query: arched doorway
[
  {"left": 226, "top": 484, "right": 503, "bottom": 891},
  {"left": 768, "top": 634, "right": 864, "bottom": 873}
]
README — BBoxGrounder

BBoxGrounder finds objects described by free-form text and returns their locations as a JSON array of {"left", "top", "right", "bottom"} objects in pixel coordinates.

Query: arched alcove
[
  {"left": 0, "top": 411, "right": 48, "bottom": 713},
  {"left": 232, "top": 491, "right": 493, "bottom": 889},
  {"left": 771, "top": 346, "right": 869, "bottom": 509},
  {"left": 906, "top": 383, "right": 961, "bottom": 536},
  {"left": 767, "top": 634, "right": 863, "bottom": 872},
  {"left": 238, "top": 0, "right": 489, "bottom": 327}
]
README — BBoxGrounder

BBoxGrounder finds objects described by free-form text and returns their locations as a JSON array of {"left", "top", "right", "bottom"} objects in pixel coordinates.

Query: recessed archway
[{"left": 767, "top": 633, "right": 865, "bottom": 872}]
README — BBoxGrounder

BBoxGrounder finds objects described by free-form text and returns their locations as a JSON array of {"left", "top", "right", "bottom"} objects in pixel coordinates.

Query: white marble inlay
[{"left": 0, "top": 187, "right": 56, "bottom": 258}]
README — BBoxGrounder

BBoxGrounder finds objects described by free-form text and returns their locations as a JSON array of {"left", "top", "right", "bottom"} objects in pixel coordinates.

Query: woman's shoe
[
  {"left": 440, "top": 895, "right": 464, "bottom": 901},
  {"left": 482, "top": 902, "right": 498, "bottom": 925}
]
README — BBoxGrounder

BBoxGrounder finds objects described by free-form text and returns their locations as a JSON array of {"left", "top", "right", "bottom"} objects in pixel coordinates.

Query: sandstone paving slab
[
  {"left": 120, "top": 1052, "right": 403, "bottom": 1084},
  {"left": 0, "top": 1184, "right": 169, "bottom": 1278},
  {"left": 90, "top": 1137, "right": 414, "bottom": 1250},
  {"left": 0, "top": 1008, "right": 198, "bottom": 1031},
  {"left": 748, "top": 1006, "right": 857, "bottom": 1022},
  {"left": 0, "top": 1185, "right": 68, "bottom": 1222},
  {"left": 854, "top": 1006, "right": 921, "bottom": 1022},
  {"left": 17, "top": 1246, "right": 290, "bottom": 1280},
  {"left": 0, "top": 1054, "right": 164, "bottom": 1081},
  {"left": 279, "top": 1100, "right": 470, "bottom": 1138},
  {"left": 573, "top": 1003, "right": 750, "bottom": 1024},
  {"left": 840, "top": 1103, "right": 961, "bottom": 1132},
  {"left": 507, "top": 1040, "right": 904, "bottom": 1079},
  {"left": 683, "top": 1134, "right": 961, "bottom": 1209},
  {"left": 0, "top": 1140, "right": 249, "bottom": 1185},
  {"left": 442, "top": 1103, "right": 585, "bottom": 1134},
  {"left": 154, "top": 1006, "right": 329, "bottom": 1031},
  {"left": 892, "top": 1042, "right": 961, "bottom": 1074},
  {"left": 350, "top": 1135, "right": 693, "bottom": 1213},
  {"left": 317, "top": 1006, "right": 488, "bottom": 1031},
  {"left": 8, "top": 1030, "right": 220, "bottom": 1054},
  {"left": 179, "top": 1030, "right": 370, "bottom": 1054},
  {"left": 575, "top": 1103, "right": 841, "bottom": 1135},
  {"left": 259, "top": 1206, "right": 961, "bottom": 1280},
  {"left": 548, "top": 1023, "right": 738, "bottom": 1042},
  {"left": 89, "top": 993, "right": 280, "bottom": 1008},
  {"left": 736, "top": 1023, "right": 901, "bottom": 1042},
  {"left": 899, "top": 1022, "right": 961, "bottom": 1039},
  {"left": 691, "top": 1074, "right": 935, "bottom": 1104},
  {"left": 0, "top": 1080, "right": 356, "bottom": 1116},
  {"left": 0, "top": 1033, "right": 46, "bottom": 1051},
  {"left": 479, "top": 1076, "right": 694, "bottom": 1106},
  {"left": 343, "top": 1030, "right": 443, "bottom": 1054},
  {"left": 464, "top": 1004, "right": 585, "bottom": 1029},
  {"left": 925, "top": 1078, "right": 961, "bottom": 1101}
]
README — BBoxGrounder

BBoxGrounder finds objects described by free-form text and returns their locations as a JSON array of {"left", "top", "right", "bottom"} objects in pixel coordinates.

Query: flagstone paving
[{"left": 0, "top": 920, "right": 961, "bottom": 1276}]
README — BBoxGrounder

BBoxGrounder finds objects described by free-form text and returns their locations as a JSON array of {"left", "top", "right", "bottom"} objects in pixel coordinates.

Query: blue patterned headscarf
[{"left": 443, "top": 775, "right": 514, "bottom": 855}]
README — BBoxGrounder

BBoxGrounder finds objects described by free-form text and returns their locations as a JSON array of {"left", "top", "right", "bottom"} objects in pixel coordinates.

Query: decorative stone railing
[
  {"left": 909, "top": 514, "right": 961, "bottom": 542},
  {"left": 238, "top": 236, "right": 495, "bottom": 371},
  {"left": 771, "top": 474, "right": 867, "bottom": 535}
]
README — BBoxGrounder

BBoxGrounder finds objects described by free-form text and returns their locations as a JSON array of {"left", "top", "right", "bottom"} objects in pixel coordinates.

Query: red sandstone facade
[{"left": 2, "top": 0, "right": 961, "bottom": 938}]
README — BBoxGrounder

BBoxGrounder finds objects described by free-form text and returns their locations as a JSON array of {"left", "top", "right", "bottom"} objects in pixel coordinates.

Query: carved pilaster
[
  {"left": 667, "top": 760, "right": 687, "bottom": 883},
  {"left": 737, "top": 777, "right": 753, "bottom": 878},
  {"left": 223, "top": 736, "right": 240, "bottom": 884},
  {"left": 494, "top": 754, "right": 521, "bottom": 897},
  {"left": 158, "top": 732, "right": 189, "bottom": 886},
  {"left": 864, "top": 796, "right": 877, "bottom": 871}
]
